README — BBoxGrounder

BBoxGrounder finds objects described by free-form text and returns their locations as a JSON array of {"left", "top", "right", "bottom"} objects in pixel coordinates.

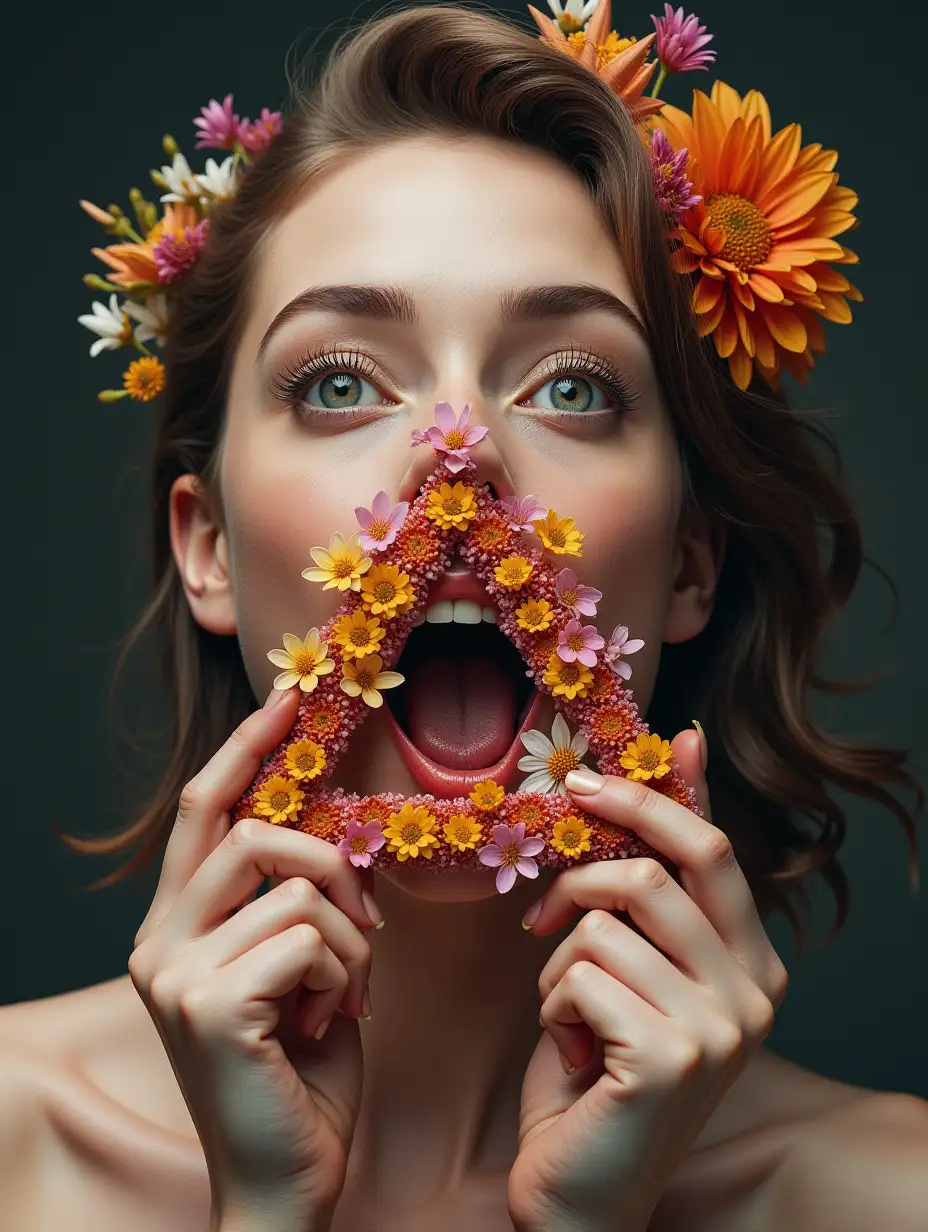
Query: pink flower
[
  {"left": 477, "top": 822, "right": 545, "bottom": 894},
  {"left": 337, "top": 819, "right": 386, "bottom": 869},
  {"left": 556, "top": 618, "right": 605, "bottom": 667},
  {"left": 354, "top": 489, "right": 409, "bottom": 553},
  {"left": 152, "top": 219, "right": 210, "bottom": 284},
  {"left": 603, "top": 625, "right": 646, "bottom": 680},
  {"left": 410, "top": 427, "right": 430, "bottom": 446},
  {"left": 555, "top": 568, "right": 602, "bottom": 618},
  {"left": 239, "top": 107, "right": 283, "bottom": 156},
  {"left": 649, "top": 129, "right": 702, "bottom": 224},
  {"left": 501, "top": 494, "right": 547, "bottom": 532},
  {"left": 194, "top": 95, "right": 242, "bottom": 150},
  {"left": 650, "top": 5, "right": 716, "bottom": 74},
  {"left": 423, "top": 401, "right": 488, "bottom": 473}
]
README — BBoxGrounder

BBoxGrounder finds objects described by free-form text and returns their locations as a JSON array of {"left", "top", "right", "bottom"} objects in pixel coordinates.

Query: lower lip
[{"left": 383, "top": 689, "right": 545, "bottom": 798}]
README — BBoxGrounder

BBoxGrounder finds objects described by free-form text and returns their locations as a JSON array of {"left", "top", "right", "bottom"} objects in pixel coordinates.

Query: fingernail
[
  {"left": 692, "top": 719, "right": 708, "bottom": 771},
  {"left": 314, "top": 1015, "right": 332, "bottom": 1040},
  {"left": 362, "top": 889, "right": 385, "bottom": 929},
  {"left": 521, "top": 900, "right": 543, "bottom": 931},
  {"left": 559, "top": 1052, "right": 576, "bottom": 1075},
  {"left": 564, "top": 766, "right": 604, "bottom": 795},
  {"left": 264, "top": 685, "right": 289, "bottom": 709},
  {"left": 361, "top": 988, "right": 372, "bottom": 1020}
]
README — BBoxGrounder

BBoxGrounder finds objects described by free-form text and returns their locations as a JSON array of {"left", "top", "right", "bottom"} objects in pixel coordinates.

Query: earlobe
[
  {"left": 662, "top": 508, "right": 726, "bottom": 645},
  {"left": 169, "top": 474, "right": 237, "bottom": 636}
]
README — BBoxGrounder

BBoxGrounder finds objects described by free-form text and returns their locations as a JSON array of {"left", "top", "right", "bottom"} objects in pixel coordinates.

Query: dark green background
[{"left": 4, "top": 0, "right": 926, "bottom": 1098}]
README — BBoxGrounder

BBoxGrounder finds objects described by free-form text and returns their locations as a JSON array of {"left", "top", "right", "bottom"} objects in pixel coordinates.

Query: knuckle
[
  {"left": 664, "top": 1032, "right": 703, "bottom": 1075},
  {"left": 149, "top": 968, "right": 184, "bottom": 1016},
  {"left": 284, "top": 876, "right": 320, "bottom": 911},
  {"left": 696, "top": 825, "right": 736, "bottom": 871},
  {"left": 127, "top": 945, "right": 153, "bottom": 994},
  {"left": 625, "top": 781, "right": 658, "bottom": 815},
  {"left": 177, "top": 982, "right": 217, "bottom": 1029},
  {"left": 563, "top": 959, "right": 597, "bottom": 991},
  {"left": 227, "top": 816, "right": 266, "bottom": 849},
  {"left": 629, "top": 858, "right": 669, "bottom": 892},
  {"left": 767, "top": 957, "right": 789, "bottom": 1005},
  {"left": 710, "top": 1017, "right": 745, "bottom": 1061},
  {"left": 226, "top": 720, "right": 253, "bottom": 754},
  {"left": 176, "top": 779, "right": 206, "bottom": 822},
  {"left": 745, "top": 990, "right": 776, "bottom": 1039},
  {"left": 289, "top": 921, "right": 324, "bottom": 956},
  {"left": 577, "top": 909, "right": 613, "bottom": 940}
]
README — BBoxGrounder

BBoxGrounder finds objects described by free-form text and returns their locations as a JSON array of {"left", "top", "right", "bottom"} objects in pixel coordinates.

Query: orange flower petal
[
  {"left": 759, "top": 303, "right": 807, "bottom": 352},
  {"left": 740, "top": 88, "right": 772, "bottom": 144},
  {"left": 694, "top": 292, "right": 727, "bottom": 337},
  {"left": 750, "top": 312, "right": 777, "bottom": 369},
  {"left": 713, "top": 305, "right": 739, "bottom": 358},
  {"left": 732, "top": 278, "right": 756, "bottom": 313},
  {"left": 693, "top": 276, "right": 724, "bottom": 313},
  {"left": 731, "top": 296, "right": 755, "bottom": 356},
  {"left": 769, "top": 238, "right": 846, "bottom": 266},
  {"left": 747, "top": 272, "right": 785, "bottom": 302},
  {"left": 804, "top": 264, "right": 850, "bottom": 293},
  {"left": 710, "top": 79, "right": 744, "bottom": 129},
  {"left": 816, "top": 291, "right": 853, "bottom": 324},
  {"left": 755, "top": 123, "right": 802, "bottom": 199},
  {"left": 728, "top": 345, "right": 754, "bottom": 391},
  {"left": 691, "top": 89, "right": 727, "bottom": 185},
  {"left": 764, "top": 172, "right": 837, "bottom": 229},
  {"left": 671, "top": 247, "right": 701, "bottom": 274}
]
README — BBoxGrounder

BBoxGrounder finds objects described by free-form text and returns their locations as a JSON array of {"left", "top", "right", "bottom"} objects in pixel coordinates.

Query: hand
[
  {"left": 507, "top": 726, "right": 789, "bottom": 1232},
  {"left": 129, "top": 687, "right": 381, "bottom": 1232}
]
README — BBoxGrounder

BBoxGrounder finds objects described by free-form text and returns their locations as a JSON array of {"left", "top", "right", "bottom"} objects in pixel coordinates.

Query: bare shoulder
[{"left": 765, "top": 1087, "right": 928, "bottom": 1232}]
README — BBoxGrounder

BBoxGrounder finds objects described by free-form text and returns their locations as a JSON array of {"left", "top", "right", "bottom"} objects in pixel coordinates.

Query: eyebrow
[{"left": 256, "top": 282, "right": 649, "bottom": 358}]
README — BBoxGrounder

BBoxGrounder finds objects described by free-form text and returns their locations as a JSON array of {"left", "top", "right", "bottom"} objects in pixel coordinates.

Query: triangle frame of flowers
[{"left": 233, "top": 403, "right": 703, "bottom": 893}]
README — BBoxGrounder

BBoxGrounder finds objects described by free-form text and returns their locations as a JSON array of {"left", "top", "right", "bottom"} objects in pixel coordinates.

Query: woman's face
[{"left": 177, "top": 134, "right": 717, "bottom": 902}]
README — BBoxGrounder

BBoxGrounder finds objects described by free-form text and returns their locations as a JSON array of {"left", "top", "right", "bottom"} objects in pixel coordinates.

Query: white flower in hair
[
  {"left": 159, "top": 151, "right": 201, "bottom": 204},
  {"left": 77, "top": 294, "right": 133, "bottom": 357},
  {"left": 124, "top": 294, "right": 170, "bottom": 348},
  {"left": 195, "top": 155, "right": 237, "bottom": 203},
  {"left": 517, "top": 712, "right": 590, "bottom": 797},
  {"left": 545, "top": 0, "right": 600, "bottom": 33}
]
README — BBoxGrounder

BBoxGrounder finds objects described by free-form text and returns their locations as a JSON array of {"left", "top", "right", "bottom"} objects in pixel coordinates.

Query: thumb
[{"left": 670, "top": 721, "right": 711, "bottom": 820}]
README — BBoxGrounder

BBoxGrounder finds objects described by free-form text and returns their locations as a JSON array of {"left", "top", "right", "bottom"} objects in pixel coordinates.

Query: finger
[
  {"left": 183, "top": 922, "right": 348, "bottom": 1043},
  {"left": 673, "top": 726, "right": 711, "bottom": 820},
  {"left": 179, "top": 877, "right": 372, "bottom": 1019},
  {"left": 141, "top": 687, "right": 300, "bottom": 938},
  {"left": 165, "top": 819, "right": 373, "bottom": 941},
  {"left": 563, "top": 768, "right": 773, "bottom": 971}
]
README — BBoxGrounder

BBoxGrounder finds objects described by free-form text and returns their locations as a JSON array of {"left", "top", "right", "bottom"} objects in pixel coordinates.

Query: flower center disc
[
  {"left": 705, "top": 192, "right": 773, "bottom": 270},
  {"left": 547, "top": 748, "right": 580, "bottom": 782}
]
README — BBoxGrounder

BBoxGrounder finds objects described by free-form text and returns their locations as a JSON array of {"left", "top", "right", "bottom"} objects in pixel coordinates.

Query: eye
[
  {"left": 270, "top": 347, "right": 394, "bottom": 420},
  {"left": 516, "top": 347, "right": 640, "bottom": 417},
  {"left": 305, "top": 369, "right": 382, "bottom": 410},
  {"left": 524, "top": 374, "right": 611, "bottom": 414}
]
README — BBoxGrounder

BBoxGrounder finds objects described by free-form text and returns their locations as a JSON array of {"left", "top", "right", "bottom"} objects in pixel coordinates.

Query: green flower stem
[
  {"left": 650, "top": 62, "right": 668, "bottom": 99},
  {"left": 132, "top": 338, "right": 154, "bottom": 357}
]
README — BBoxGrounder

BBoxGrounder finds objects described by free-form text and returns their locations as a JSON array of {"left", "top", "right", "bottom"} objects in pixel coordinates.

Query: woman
[{"left": 2, "top": 5, "right": 925, "bottom": 1230}]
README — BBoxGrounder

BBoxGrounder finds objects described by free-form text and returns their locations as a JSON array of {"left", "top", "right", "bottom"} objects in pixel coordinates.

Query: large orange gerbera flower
[
  {"left": 652, "top": 81, "right": 861, "bottom": 390},
  {"left": 527, "top": 0, "right": 664, "bottom": 122},
  {"left": 91, "top": 203, "right": 201, "bottom": 286}
]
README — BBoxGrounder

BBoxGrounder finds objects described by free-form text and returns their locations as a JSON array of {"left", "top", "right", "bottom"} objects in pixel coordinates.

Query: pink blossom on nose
[
  {"left": 650, "top": 5, "right": 716, "bottom": 74},
  {"left": 354, "top": 489, "right": 409, "bottom": 553},
  {"left": 557, "top": 618, "right": 605, "bottom": 667},
  {"left": 603, "top": 624, "right": 646, "bottom": 680},
  {"left": 477, "top": 822, "right": 545, "bottom": 894},
  {"left": 194, "top": 94, "right": 241, "bottom": 149},
  {"left": 501, "top": 494, "right": 547, "bottom": 532},
  {"left": 424, "top": 401, "right": 489, "bottom": 472},
  {"left": 555, "top": 567, "right": 603, "bottom": 618},
  {"left": 338, "top": 819, "right": 386, "bottom": 869}
]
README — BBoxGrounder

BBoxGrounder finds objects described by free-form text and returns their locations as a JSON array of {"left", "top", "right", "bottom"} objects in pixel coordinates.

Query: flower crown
[
  {"left": 232, "top": 403, "right": 703, "bottom": 894},
  {"left": 77, "top": 1, "right": 860, "bottom": 398}
]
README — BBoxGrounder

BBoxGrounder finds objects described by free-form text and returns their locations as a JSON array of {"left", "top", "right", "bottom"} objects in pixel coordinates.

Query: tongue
[{"left": 405, "top": 653, "right": 517, "bottom": 768}]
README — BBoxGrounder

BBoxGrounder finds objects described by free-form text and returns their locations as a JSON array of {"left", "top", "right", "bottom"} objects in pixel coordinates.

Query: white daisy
[
  {"left": 546, "top": 0, "right": 600, "bottom": 32},
  {"left": 124, "top": 294, "right": 170, "bottom": 348},
  {"left": 517, "top": 712, "right": 590, "bottom": 797},
  {"left": 195, "top": 156, "right": 237, "bottom": 203},
  {"left": 159, "top": 152, "right": 201, "bottom": 204},
  {"left": 77, "top": 294, "right": 133, "bottom": 357}
]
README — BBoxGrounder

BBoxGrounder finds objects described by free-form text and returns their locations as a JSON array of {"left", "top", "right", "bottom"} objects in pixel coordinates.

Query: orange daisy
[{"left": 653, "top": 81, "right": 861, "bottom": 390}]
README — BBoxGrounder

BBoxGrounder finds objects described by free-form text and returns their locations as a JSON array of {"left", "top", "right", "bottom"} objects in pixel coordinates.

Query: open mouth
[{"left": 382, "top": 558, "right": 542, "bottom": 797}]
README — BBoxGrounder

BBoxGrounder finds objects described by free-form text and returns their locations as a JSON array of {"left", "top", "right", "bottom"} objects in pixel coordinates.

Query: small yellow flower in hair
[
  {"left": 284, "top": 739, "right": 327, "bottom": 782},
  {"left": 542, "top": 651, "right": 593, "bottom": 700},
  {"left": 494, "top": 555, "right": 534, "bottom": 589},
  {"left": 122, "top": 356, "right": 166, "bottom": 402},
  {"left": 533, "top": 510, "right": 584, "bottom": 557},
  {"left": 253, "top": 775, "right": 304, "bottom": 825},
  {"left": 620, "top": 732, "right": 674, "bottom": 781},
  {"left": 515, "top": 597, "right": 554, "bottom": 632},
  {"left": 551, "top": 815, "right": 593, "bottom": 860},
  {"left": 360, "top": 563, "right": 415, "bottom": 618},
  {"left": 443, "top": 813, "right": 484, "bottom": 851},
  {"left": 469, "top": 779, "right": 505, "bottom": 811},
  {"left": 267, "top": 629, "right": 335, "bottom": 692},
  {"left": 332, "top": 609, "right": 386, "bottom": 660},
  {"left": 425, "top": 480, "right": 477, "bottom": 531},
  {"left": 302, "top": 532, "right": 372, "bottom": 592},
  {"left": 384, "top": 803, "right": 440, "bottom": 860}
]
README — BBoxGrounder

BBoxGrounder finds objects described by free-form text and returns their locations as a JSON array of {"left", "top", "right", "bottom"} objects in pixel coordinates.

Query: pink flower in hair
[
  {"left": 477, "top": 822, "right": 545, "bottom": 894},
  {"left": 424, "top": 401, "right": 488, "bottom": 472},
  {"left": 354, "top": 490, "right": 409, "bottom": 553},
  {"left": 555, "top": 567, "right": 602, "bottom": 618},
  {"left": 194, "top": 94, "right": 242, "bottom": 150},
  {"left": 239, "top": 107, "right": 283, "bottom": 156},
  {"left": 649, "top": 130, "right": 702, "bottom": 224},
  {"left": 338, "top": 819, "right": 386, "bottom": 869},
  {"left": 556, "top": 618, "right": 605, "bottom": 667},
  {"left": 603, "top": 624, "right": 646, "bottom": 680},
  {"left": 650, "top": 5, "right": 716, "bottom": 74},
  {"left": 501, "top": 494, "right": 547, "bottom": 532},
  {"left": 152, "top": 219, "right": 211, "bottom": 284}
]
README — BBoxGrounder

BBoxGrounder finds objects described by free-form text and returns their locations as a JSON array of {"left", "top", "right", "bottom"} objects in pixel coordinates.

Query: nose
[{"left": 396, "top": 402, "right": 518, "bottom": 505}]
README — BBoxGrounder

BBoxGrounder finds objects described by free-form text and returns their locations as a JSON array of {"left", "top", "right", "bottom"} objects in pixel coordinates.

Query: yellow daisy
[
  {"left": 122, "top": 356, "right": 165, "bottom": 402},
  {"left": 253, "top": 774, "right": 304, "bottom": 825},
  {"left": 620, "top": 731, "right": 674, "bottom": 781},
  {"left": 515, "top": 596, "right": 554, "bottom": 632},
  {"left": 284, "top": 739, "right": 327, "bottom": 782},
  {"left": 533, "top": 510, "right": 584, "bottom": 557},
  {"left": 493, "top": 555, "right": 534, "bottom": 589},
  {"left": 542, "top": 651, "right": 593, "bottom": 700},
  {"left": 425, "top": 481, "right": 477, "bottom": 532},
  {"left": 340, "top": 654, "right": 404, "bottom": 708},
  {"left": 443, "top": 813, "right": 484, "bottom": 851},
  {"left": 267, "top": 629, "right": 335, "bottom": 692},
  {"left": 383, "top": 803, "right": 441, "bottom": 860},
  {"left": 359, "top": 563, "right": 415, "bottom": 618},
  {"left": 332, "top": 609, "right": 386, "bottom": 660},
  {"left": 302, "top": 532, "right": 372, "bottom": 592},
  {"left": 469, "top": 779, "right": 505, "bottom": 811},
  {"left": 551, "top": 815, "right": 593, "bottom": 860}
]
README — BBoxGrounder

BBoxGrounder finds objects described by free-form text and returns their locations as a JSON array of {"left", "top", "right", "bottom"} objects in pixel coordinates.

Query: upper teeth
[{"left": 414, "top": 599, "right": 496, "bottom": 626}]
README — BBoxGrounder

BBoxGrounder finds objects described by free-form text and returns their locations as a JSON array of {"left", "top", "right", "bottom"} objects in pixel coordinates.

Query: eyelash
[{"left": 269, "top": 344, "right": 641, "bottom": 423}]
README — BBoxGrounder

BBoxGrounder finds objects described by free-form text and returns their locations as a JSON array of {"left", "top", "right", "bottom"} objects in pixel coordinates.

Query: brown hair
[{"left": 64, "top": 2, "right": 922, "bottom": 952}]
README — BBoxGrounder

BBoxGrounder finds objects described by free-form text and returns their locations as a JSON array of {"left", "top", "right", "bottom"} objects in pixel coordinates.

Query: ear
[
  {"left": 169, "top": 473, "right": 237, "bottom": 636},
  {"left": 662, "top": 503, "right": 726, "bottom": 645}
]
